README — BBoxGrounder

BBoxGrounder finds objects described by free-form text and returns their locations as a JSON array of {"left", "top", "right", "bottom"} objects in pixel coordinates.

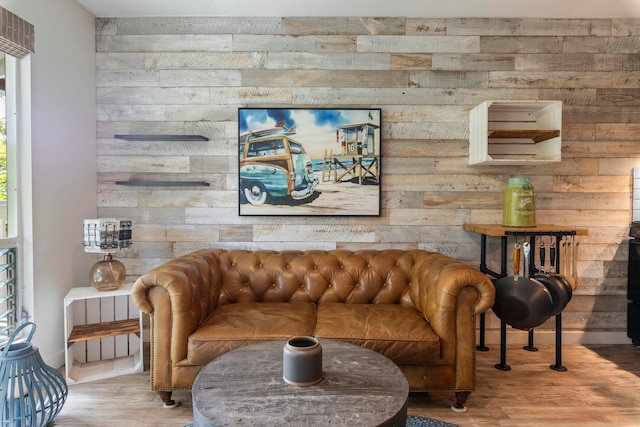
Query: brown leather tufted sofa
[{"left": 132, "top": 249, "right": 495, "bottom": 410}]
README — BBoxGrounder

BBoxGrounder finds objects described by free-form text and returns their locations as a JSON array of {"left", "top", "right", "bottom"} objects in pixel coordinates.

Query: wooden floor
[{"left": 52, "top": 344, "right": 640, "bottom": 427}]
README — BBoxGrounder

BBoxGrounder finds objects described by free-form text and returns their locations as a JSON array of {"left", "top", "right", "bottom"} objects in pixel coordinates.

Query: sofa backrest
[{"left": 210, "top": 249, "right": 427, "bottom": 307}]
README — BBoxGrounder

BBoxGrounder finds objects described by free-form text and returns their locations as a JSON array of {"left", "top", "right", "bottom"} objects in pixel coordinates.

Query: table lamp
[{"left": 83, "top": 218, "right": 132, "bottom": 291}]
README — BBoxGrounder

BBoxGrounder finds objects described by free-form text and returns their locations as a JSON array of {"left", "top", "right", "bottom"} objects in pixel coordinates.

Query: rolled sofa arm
[
  {"left": 410, "top": 252, "right": 495, "bottom": 364},
  {"left": 132, "top": 250, "right": 222, "bottom": 365}
]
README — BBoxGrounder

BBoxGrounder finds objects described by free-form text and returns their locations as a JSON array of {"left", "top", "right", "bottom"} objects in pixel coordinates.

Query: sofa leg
[
  {"left": 157, "top": 391, "right": 180, "bottom": 409},
  {"left": 451, "top": 391, "right": 470, "bottom": 412}
]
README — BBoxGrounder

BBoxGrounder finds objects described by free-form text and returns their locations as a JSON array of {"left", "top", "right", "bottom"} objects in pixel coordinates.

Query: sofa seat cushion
[
  {"left": 315, "top": 303, "right": 444, "bottom": 366},
  {"left": 187, "top": 302, "right": 316, "bottom": 365}
]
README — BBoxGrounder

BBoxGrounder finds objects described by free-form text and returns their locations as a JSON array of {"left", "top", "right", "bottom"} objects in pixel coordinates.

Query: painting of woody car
[{"left": 238, "top": 108, "right": 381, "bottom": 216}]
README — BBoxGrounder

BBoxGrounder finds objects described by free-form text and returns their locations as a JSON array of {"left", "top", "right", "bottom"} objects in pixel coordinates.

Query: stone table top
[{"left": 192, "top": 339, "right": 409, "bottom": 426}]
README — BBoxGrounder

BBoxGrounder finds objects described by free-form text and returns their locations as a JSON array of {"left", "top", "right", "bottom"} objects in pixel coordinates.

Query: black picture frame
[{"left": 238, "top": 107, "right": 381, "bottom": 216}]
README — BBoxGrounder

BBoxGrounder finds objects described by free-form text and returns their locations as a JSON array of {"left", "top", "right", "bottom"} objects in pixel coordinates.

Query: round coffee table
[{"left": 192, "top": 339, "right": 409, "bottom": 426}]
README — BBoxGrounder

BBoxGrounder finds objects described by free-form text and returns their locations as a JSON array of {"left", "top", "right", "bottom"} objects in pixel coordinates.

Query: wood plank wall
[{"left": 95, "top": 17, "right": 640, "bottom": 337}]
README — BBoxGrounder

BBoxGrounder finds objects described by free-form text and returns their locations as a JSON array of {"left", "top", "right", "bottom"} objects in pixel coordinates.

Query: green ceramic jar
[{"left": 502, "top": 177, "right": 536, "bottom": 227}]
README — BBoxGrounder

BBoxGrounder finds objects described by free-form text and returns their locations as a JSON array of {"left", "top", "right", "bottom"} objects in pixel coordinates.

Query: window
[
  {"left": 0, "top": 53, "right": 6, "bottom": 235},
  {"left": 0, "top": 53, "right": 19, "bottom": 340},
  {"left": 0, "top": 7, "right": 34, "bottom": 342}
]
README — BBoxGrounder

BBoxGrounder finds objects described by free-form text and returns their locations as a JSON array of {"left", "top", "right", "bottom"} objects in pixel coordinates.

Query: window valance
[{"left": 0, "top": 7, "right": 34, "bottom": 58}]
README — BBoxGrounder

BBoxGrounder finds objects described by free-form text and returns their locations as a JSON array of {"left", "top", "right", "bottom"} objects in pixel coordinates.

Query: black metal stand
[
  {"left": 550, "top": 313, "right": 568, "bottom": 371},
  {"left": 477, "top": 313, "right": 490, "bottom": 352},
  {"left": 523, "top": 329, "right": 538, "bottom": 352},
  {"left": 494, "top": 320, "right": 511, "bottom": 371},
  {"left": 476, "top": 234, "right": 501, "bottom": 352},
  {"left": 469, "top": 226, "right": 578, "bottom": 372}
]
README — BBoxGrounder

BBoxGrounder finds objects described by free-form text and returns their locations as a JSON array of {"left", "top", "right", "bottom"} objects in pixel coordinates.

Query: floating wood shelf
[
  {"left": 115, "top": 180, "right": 210, "bottom": 187},
  {"left": 114, "top": 134, "right": 209, "bottom": 141},
  {"left": 487, "top": 129, "right": 561, "bottom": 143}
]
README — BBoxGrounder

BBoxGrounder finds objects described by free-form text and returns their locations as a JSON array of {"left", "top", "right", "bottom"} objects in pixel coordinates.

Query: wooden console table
[{"left": 463, "top": 224, "right": 588, "bottom": 372}]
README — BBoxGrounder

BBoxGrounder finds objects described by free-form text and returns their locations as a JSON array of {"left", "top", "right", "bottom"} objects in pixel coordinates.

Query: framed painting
[{"left": 238, "top": 108, "right": 381, "bottom": 216}]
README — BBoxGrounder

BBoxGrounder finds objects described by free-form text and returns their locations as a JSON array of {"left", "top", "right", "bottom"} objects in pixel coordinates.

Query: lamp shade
[{"left": 83, "top": 219, "right": 132, "bottom": 253}]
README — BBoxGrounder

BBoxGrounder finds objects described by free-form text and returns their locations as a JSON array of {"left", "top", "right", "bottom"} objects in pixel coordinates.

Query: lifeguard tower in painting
[{"left": 323, "top": 121, "right": 380, "bottom": 185}]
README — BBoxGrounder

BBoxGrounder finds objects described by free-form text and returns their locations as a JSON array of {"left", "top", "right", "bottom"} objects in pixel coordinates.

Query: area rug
[
  {"left": 406, "top": 415, "right": 460, "bottom": 427},
  {"left": 185, "top": 415, "right": 459, "bottom": 427}
]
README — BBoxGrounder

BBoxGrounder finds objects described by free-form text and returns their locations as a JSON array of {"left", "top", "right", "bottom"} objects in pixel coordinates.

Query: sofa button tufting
[{"left": 140, "top": 247, "right": 494, "bottom": 410}]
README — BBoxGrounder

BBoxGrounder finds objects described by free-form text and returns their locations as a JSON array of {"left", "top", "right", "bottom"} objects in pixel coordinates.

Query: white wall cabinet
[
  {"left": 63, "top": 283, "right": 143, "bottom": 384},
  {"left": 469, "top": 100, "right": 562, "bottom": 165}
]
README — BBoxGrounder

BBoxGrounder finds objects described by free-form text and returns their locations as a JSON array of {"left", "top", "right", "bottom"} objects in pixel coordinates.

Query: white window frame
[{"left": 0, "top": 53, "right": 31, "bottom": 342}]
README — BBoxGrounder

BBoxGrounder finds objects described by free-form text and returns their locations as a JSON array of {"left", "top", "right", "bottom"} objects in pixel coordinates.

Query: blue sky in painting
[{"left": 239, "top": 108, "right": 380, "bottom": 158}]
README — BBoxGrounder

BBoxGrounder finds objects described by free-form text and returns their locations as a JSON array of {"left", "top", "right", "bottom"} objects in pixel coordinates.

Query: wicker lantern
[{"left": 0, "top": 322, "right": 67, "bottom": 426}]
